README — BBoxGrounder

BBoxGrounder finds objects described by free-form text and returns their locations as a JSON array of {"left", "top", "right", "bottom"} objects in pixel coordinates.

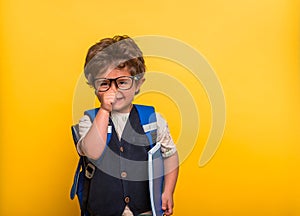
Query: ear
[{"left": 135, "top": 77, "right": 145, "bottom": 95}]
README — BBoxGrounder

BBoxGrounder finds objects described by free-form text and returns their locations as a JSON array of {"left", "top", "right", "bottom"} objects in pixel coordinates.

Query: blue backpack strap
[
  {"left": 84, "top": 108, "right": 99, "bottom": 122},
  {"left": 134, "top": 104, "right": 157, "bottom": 148}
]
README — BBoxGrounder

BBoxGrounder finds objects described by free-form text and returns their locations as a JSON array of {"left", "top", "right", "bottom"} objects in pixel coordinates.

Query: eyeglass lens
[{"left": 94, "top": 76, "right": 134, "bottom": 92}]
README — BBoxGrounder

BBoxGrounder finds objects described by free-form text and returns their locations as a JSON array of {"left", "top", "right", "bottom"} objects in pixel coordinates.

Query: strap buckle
[{"left": 85, "top": 163, "right": 95, "bottom": 179}]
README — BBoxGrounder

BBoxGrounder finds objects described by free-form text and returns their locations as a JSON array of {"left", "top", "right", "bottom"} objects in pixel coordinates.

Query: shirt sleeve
[
  {"left": 76, "top": 115, "right": 92, "bottom": 155},
  {"left": 156, "top": 113, "right": 177, "bottom": 158}
]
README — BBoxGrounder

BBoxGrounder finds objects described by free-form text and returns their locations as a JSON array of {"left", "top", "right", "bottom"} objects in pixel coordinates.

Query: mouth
[{"left": 115, "top": 97, "right": 124, "bottom": 102}]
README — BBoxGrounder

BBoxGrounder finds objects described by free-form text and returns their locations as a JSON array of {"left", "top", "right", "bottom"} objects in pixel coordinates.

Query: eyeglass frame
[{"left": 93, "top": 73, "right": 144, "bottom": 92}]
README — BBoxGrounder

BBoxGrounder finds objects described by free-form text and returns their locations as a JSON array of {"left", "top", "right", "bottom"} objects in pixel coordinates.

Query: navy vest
[{"left": 87, "top": 106, "right": 152, "bottom": 216}]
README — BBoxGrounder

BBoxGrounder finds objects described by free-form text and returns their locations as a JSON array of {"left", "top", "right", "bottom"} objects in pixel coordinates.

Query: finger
[
  {"left": 165, "top": 200, "right": 174, "bottom": 216},
  {"left": 104, "top": 94, "right": 115, "bottom": 103},
  {"left": 107, "top": 93, "right": 116, "bottom": 103},
  {"left": 162, "top": 198, "right": 167, "bottom": 211},
  {"left": 166, "top": 206, "right": 173, "bottom": 215}
]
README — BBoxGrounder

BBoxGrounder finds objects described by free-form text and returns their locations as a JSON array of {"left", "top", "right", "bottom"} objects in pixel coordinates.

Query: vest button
[
  {"left": 121, "top": 171, "right": 127, "bottom": 178},
  {"left": 120, "top": 146, "right": 124, "bottom": 152},
  {"left": 124, "top": 196, "right": 130, "bottom": 203}
]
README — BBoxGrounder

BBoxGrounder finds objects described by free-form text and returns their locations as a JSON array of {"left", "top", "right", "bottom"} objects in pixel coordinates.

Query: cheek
[
  {"left": 123, "top": 89, "right": 136, "bottom": 99},
  {"left": 96, "top": 92, "right": 104, "bottom": 102},
  {"left": 132, "top": 83, "right": 140, "bottom": 94}
]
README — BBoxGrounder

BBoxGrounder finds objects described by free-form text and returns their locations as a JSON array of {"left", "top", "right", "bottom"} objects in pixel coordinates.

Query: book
[{"left": 148, "top": 142, "right": 164, "bottom": 216}]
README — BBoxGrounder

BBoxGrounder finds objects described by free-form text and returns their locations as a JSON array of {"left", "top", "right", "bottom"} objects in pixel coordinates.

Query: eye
[
  {"left": 99, "top": 81, "right": 109, "bottom": 86},
  {"left": 117, "top": 78, "right": 131, "bottom": 86},
  {"left": 95, "top": 79, "right": 110, "bottom": 89}
]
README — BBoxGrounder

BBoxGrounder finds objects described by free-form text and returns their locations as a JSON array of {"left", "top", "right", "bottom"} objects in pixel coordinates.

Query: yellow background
[{"left": 1, "top": 0, "right": 299, "bottom": 215}]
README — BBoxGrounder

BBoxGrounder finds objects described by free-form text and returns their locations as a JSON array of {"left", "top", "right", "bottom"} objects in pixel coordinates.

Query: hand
[
  {"left": 162, "top": 192, "right": 174, "bottom": 215},
  {"left": 97, "top": 90, "right": 116, "bottom": 112}
]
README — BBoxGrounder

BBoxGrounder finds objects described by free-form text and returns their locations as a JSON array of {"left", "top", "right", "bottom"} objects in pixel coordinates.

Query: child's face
[{"left": 95, "top": 68, "right": 144, "bottom": 113}]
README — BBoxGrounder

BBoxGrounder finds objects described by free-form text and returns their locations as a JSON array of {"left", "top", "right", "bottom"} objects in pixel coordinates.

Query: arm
[
  {"left": 155, "top": 113, "right": 179, "bottom": 215},
  {"left": 77, "top": 108, "right": 110, "bottom": 160},
  {"left": 162, "top": 152, "right": 179, "bottom": 215},
  {"left": 77, "top": 89, "right": 116, "bottom": 160}
]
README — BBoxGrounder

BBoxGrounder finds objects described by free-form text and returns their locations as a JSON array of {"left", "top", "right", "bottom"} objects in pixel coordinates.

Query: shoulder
[
  {"left": 78, "top": 115, "right": 92, "bottom": 137},
  {"left": 134, "top": 104, "right": 155, "bottom": 116},
  {"left": 133, "top": 104, "right": 168, "bottom": 125},
  {"left": 84, "top": 108, "right": 100, "bottom": 122},
  {"left": 155, "top": 112, "right": 168, "bottom": 127},
  {"left": 79, "top": 115, "right": 92, "bottom": 125}
]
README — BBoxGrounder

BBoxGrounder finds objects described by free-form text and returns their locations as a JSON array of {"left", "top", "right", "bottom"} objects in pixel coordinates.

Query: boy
[{"left": 76, "top": 35, "right": 179, "bottom": 216}]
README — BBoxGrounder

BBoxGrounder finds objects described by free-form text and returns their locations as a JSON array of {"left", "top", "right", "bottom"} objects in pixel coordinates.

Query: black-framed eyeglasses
[{"left": 93, "top": 74, "right": 142, "bottom": 92}]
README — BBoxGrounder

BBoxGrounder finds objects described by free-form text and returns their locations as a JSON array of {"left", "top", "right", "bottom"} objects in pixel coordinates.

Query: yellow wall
[{"left": 1, "top": 0, "right": 299, "bottom": 215}]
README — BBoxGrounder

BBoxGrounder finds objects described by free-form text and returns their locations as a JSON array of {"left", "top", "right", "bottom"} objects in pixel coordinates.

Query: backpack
[{"left": 70, "top": 104, "right": 164, "bottom": 216}]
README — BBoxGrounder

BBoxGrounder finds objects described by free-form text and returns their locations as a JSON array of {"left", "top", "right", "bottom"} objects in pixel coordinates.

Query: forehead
[{"left": 97, "top": 67, "right": 131, "bottom": 79}]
